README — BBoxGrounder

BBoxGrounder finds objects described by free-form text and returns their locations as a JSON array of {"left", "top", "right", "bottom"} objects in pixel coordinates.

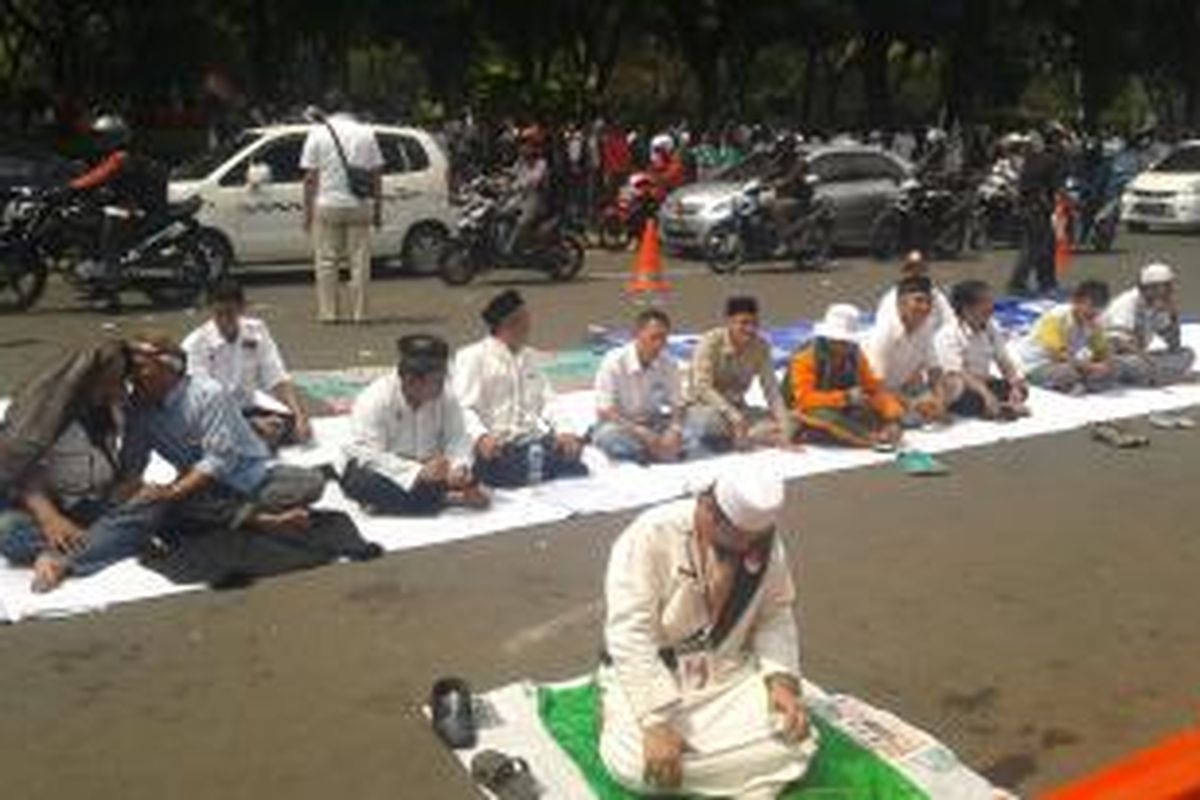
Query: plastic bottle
[{"left": 527, "top": 441, "right": 545, "bottom": 485}]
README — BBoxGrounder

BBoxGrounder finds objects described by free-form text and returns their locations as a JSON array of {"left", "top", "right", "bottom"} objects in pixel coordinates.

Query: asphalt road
[{"left": 0, "top": 234, "right": 1197, "bottom": 799}]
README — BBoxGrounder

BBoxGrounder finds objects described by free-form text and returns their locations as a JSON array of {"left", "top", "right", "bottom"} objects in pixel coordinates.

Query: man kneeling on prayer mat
[
  {"left": 600, "top": 469, "right": 816, "bottom": 799},
  {"left": 452, "top": 290, "right": 588, "bottom": 488},
  {"left": 786, "top": 304, "right": 904, "bottom": 449},
  {"left": 182, "top": 278, "right": 312, "bottom": 448},
  {"left": 341, "top": 335, "right": 489, "bottom": 514},
  {"left": 592, "top": 308, "right": 686, "bottom": 464},
  {"left": 1102, "top": 262, "right": 1195, "bottom": 386}
]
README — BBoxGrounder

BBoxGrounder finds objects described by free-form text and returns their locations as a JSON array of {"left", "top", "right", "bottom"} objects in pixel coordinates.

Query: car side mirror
[{"left": 247, "top": 162, "right": 272, "bottom": 189}]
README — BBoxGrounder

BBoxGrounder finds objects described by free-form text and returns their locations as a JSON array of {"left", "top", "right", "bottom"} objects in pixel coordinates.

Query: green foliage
[{"left": 0, "top": 0, "right": 1197, "bottom": 130}]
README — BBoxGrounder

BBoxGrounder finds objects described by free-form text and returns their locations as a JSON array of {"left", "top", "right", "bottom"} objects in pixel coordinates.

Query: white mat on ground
[
  {"left": 3, "top": 329, "right": 1200, "bottom": 622},
  {"left": 450, "top": 677, "right": 1014, "bottom": 800}
]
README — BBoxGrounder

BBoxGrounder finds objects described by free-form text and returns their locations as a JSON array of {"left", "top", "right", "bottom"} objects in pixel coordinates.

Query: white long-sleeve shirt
[
  {"left": 343, "top": 373, "right": 473, "bottom": 491},
  {"left": 451, "top": 336, "right": 556, "bottom": 442},
  {"left": 604, "top": 498, "right": 801, "bottom": 726}
]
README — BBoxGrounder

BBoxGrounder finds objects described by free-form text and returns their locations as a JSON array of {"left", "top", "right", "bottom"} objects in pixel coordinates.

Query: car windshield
[
  {"left": 172, "top": 131, "right": 264, "bottom": 180},
  {"left": 1151, "top": 146, "right": 1200, "bottom": 174}
]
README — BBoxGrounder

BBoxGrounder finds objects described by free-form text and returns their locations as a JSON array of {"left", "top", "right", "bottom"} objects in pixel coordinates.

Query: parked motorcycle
[
  {"left": 972, "top": 161, "right": 1021, "bottom": 249},
  {"left": 598, "top": 171, "right": 660, "bottom": 250},
  {"left": 438, "top": 176, "right": 586, "bottom": 286},
  {"left": 703, "top": 178, "right": 835, "bottom": 274},
  {"left": 869, "top": 178, "right": 976, "bottom": 260},
  {"left": 0, "top": 186, "right": 215, "bottom": 310}
]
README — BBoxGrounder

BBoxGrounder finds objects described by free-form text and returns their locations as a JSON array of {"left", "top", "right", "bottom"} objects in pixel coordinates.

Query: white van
[{"left": 169, "top": 124, "right": 453, "bottom": 273}]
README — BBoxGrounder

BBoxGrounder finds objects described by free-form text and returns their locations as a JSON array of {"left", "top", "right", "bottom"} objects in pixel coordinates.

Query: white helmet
[
  {"left": 1140, "top": 262, "right": 1176, "bottom": 285},
  {"left": 651, "top": 133, "right": 674, "bottom": 153}
]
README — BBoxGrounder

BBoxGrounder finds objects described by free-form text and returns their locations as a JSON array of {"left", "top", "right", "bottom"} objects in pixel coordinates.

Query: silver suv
[{"left": 659, "top": 144, "right": 912, "bottom": 252}]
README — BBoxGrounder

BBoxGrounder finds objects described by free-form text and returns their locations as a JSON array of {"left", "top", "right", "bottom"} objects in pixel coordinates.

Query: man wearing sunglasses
[{"left": 599, "top": 470, "right": 816, "bottom": 799}]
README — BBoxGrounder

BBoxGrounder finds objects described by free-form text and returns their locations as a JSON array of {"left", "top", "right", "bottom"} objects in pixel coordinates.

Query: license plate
[
  {"left": 663, "top": 222, "right": 689, "bottom": 237},
  {"left": 1133, "top": 202, "right": 1170, "bottom": 217}
]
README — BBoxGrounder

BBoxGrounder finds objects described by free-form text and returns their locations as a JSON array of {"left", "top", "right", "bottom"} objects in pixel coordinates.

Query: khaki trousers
[{"left": 313, "top": 205, "right": 372, "bottom": 323}]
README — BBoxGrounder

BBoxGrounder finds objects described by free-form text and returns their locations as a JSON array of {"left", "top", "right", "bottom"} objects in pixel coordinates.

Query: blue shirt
[{"left": 121, "top": 375, "right": 271, "bottom": 495}]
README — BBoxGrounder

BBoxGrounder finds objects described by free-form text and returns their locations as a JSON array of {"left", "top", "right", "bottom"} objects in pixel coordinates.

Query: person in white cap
[
  {"left": 785, "top": 304, "right": 904, "bottom": 449},
  {"left": 599, "top": 470, "right": 816, "bottom": 799},
  {"left": 1102, "top": 263, "right": 1195, "bottom": 385}
]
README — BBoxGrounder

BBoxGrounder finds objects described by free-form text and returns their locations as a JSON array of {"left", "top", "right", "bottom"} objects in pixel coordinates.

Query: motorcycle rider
[
  {"left": 647, "top": 134, "right": 686, "bottom": 201},
  {"left": 763, "top": 135, "right": 815, "bottom": 252},
  {"left": 502, "top": 126, "right": 550, "bottom": 255},
  {"left": 68, "top": 114, "right": 168, "bottom": 296}
]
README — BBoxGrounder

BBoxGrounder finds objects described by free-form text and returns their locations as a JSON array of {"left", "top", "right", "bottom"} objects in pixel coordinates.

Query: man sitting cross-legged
[
  {"left": 341, "top": 335, "right": 489, "bottom": 515},
  {"left": 1102, "top": 262, "right": 1195, "bottom": 386},
  {"left": 937, "top": 280, "right": 1029, "bottom": 420},
  {"left": 865, "top": 275, "right": 949, "bottom": 427},
  {"left": 592, "top": 308, "right": 687, "bottom": 464},
  {"left": 786, "top": 304, "right": 904, "bottom": 449},
  {"left": 452, "top": 290, "right": 588, "bottom": 488},
  {"left": 599, "top": 469, "right": 817, "bottom": 800},
  {"left": 182, "top": 278, "right": 312, "bottom": 449}
]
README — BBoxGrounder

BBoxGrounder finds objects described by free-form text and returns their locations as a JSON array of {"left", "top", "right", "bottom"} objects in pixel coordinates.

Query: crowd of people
[{"left": 1, "top": 247, "right": 1190, "bottom": 596}]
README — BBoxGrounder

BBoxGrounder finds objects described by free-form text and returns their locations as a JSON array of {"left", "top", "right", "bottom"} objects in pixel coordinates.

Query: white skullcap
[
  {"left": 1140, "top": 262, "right": 1175, "bottom": 285},
  {"left": 714, "top": 470, "right": 785, "bottom": 533}
]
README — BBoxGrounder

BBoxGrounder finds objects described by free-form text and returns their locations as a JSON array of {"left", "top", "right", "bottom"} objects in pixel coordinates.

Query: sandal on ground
[
  {"left": 896, "top": 450, "right": 950, "bottom": 476},
  {"left": 470, "top": 750, "right": 541, "bottom": 800},
  {"left": 430, "top": 676, "right": 477, "bottom": 749},
  {"left": 1149, "top": 412, "right": 1196, "bottom": 430},
  {"left": 1090, "top": 422, "right": 1149, "bottom": 448}
]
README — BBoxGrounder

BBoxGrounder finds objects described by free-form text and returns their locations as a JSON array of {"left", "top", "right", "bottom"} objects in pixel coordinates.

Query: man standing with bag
[{"left": 300, "top": 93, "right": 384, "bottom": 324}]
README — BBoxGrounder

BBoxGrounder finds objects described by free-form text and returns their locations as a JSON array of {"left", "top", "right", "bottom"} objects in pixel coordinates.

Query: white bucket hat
[
  {"left": 1140, "top": 262, "right": 1176, "bottom": 285},
  {"left": 814, "top": 303, "right": 862, "bottom": 343}
]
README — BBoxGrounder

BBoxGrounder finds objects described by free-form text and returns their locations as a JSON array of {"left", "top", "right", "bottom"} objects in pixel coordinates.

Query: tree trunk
[
  {"left": 860, "top": 29, "right": 892, "bottom": 129},
  {"left": 801, "top": 43, "right": 818, "bottom": 125}
]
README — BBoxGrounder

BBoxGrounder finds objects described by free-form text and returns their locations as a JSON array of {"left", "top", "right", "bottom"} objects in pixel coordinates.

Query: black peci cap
[
  {"left": 481, "top": 289, "right": 525, "bottom": 330},
  {"left": 397, "top": 334, "right": 450, "bottom": 375}
]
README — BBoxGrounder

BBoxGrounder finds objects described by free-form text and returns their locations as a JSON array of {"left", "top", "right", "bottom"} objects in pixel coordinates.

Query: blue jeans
[
  {"left": 0, "top": 498, "right": 166, "bottom": 577},
  {"left": 592, "top": 416, "right": 680, "bottom": 464}
]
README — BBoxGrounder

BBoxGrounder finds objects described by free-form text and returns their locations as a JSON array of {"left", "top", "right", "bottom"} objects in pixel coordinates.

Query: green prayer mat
[{"left": 537, "top": 681, "right": 928, "bottom": 800}]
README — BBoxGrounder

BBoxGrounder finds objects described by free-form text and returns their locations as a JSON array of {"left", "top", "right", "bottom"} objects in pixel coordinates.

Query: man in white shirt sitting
[
  {"left": 592, "top": 309, "right": 685, "bottom": 464},
  {"left": 866, "top": 275, "right": 948, "bottom": 427},
  {"left": 342, "top": 335, "right": 488, "bottom": 515},
  {"left": 182, "top": 279, "right": 312, "bottom": 448},
  {"left": 1102, "top": 262, "right": 1195, "bottom": 386},
  {"left": 937, "top": 279, "right": 1029, "bottom": 419},
  {"left": 452, "top": 290, "right": 588, "bottom": 488},
  {"left": 873, "top": 250, "right": 954, "bottom": 336}
]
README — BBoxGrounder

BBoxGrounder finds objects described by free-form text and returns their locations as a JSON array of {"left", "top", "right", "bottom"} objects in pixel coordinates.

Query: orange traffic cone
[
  {"left": 626, "top": 218, "right": 671, "bottom": 297},
  {"left": 1053, "top": 194, "right": 1073, "bottom": 279}
]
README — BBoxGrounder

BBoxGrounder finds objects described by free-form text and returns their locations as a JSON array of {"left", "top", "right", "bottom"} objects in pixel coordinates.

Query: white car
[
  {"left": 169, "top": 123, "right": 454, "bottom": 273},
  {"left": 1121, "top": 140, "right": 1200, "bottom": 231}
]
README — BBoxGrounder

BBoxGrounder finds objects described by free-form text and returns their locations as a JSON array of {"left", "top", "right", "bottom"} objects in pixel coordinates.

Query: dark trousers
[
  {"left": 949, "top": 378, "right": 1013, "bottom": 417},
  {"left": 340, "top": 460, "right": 446, "bottom": 516},
  {"left": 1009, "top": 207, "right": 1056, "bottom": 294},
  {"left": 475, "top": 434, "right": 588, "bottom": 489}
]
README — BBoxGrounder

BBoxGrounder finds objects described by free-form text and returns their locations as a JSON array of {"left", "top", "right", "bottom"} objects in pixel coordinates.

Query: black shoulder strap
[{"left": 320, "top": 118, "right": 353, "bottom": 172}]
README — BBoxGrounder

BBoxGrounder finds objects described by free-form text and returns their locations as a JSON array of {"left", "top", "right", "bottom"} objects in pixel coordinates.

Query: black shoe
[{"left": 431, "top": 676, "right": 477, "bottom": 749}]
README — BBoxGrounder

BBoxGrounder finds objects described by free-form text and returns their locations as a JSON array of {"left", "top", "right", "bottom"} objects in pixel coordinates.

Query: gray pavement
[{"left": 0, "top": 234, "right": 1198, "bottom": 799}]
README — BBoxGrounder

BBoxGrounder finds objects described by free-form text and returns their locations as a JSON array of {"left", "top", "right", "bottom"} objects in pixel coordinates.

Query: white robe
[{"left": 600, "top": 498, "right": 816, "bottom": 798}]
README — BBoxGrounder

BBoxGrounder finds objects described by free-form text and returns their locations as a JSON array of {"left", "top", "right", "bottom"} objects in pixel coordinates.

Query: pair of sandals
[
  {"left": 1090, "top": 422, "right": 1150, "bottom": 449},
  {"left": 430, "top": 677, "right": 541, "bottom": 799}
]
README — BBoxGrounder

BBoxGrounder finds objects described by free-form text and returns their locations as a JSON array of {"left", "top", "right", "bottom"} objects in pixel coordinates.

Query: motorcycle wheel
[
  {"left": 869, "top": 211, "right": 904, "bottom": 261},
  {"left": 438, "top": 241, "right": 478, "bottom": 286},
  {"left": 143, "top": 240, "right": 209, "bottom": 308},
  {"left": 195, "top": 228, "right": 234, "bottom": 283},
  {"left": 598, "top": 212, "right": 631, "bottom": 251},
  {"left": 548, "top": 235, "right": 586, "bottom": 282},
  {"left": 0, "top": 241, "right": 48, "bottom": 311},
  {"left": 793, "top": 218, "right": 834, "bottom": 270},
  {"left": 704, "top": 226, "right": 745, "bottom": 274}
]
